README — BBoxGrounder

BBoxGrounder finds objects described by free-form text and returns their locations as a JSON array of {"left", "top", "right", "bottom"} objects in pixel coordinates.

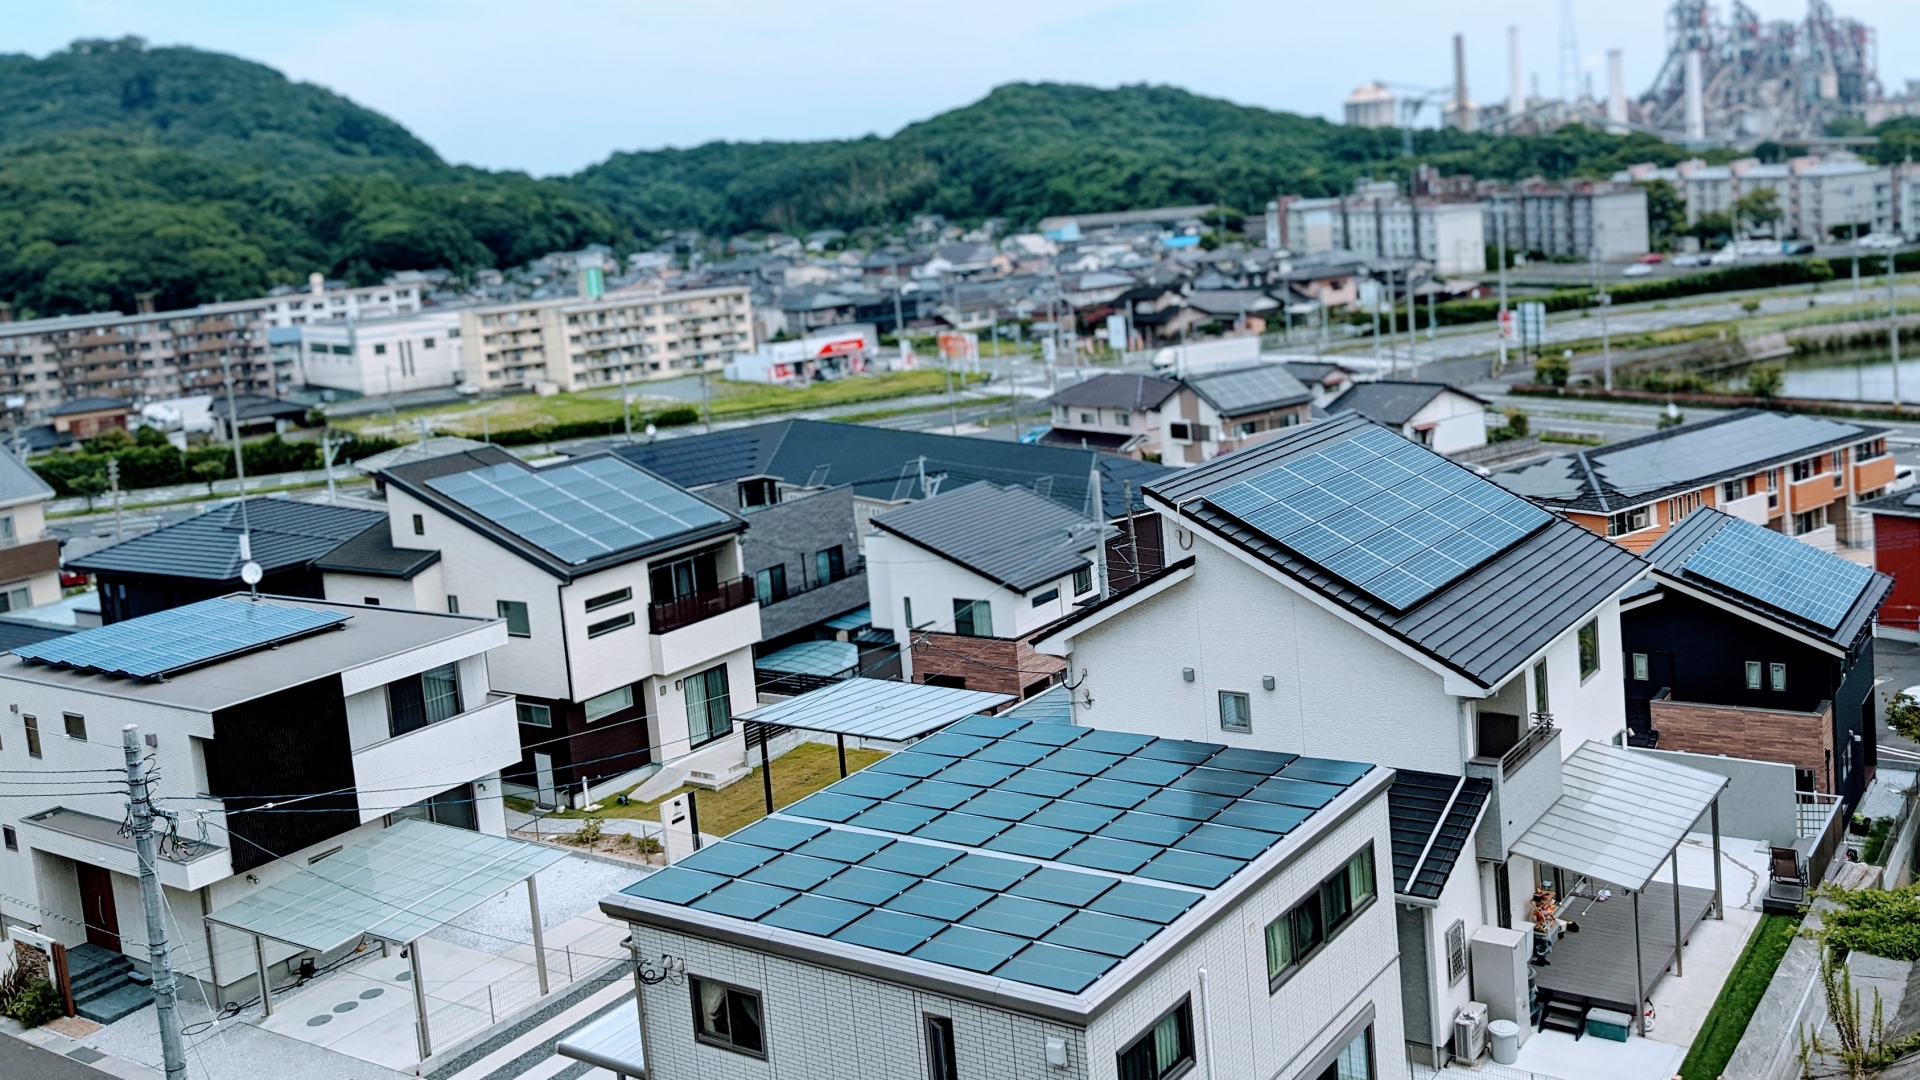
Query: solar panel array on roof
[
  {"left": 1682, "top": 517, "right": 1874, "bottom": 630},
  {"left": 11, "top": 597, "right": 349, "bottom": 680},
  {"left": 425, "top": 457, "right": 730, "bottom": 565},
  {"left": 1204, "top": 427, "right": 1553, "bottom": 610},
  {"left": 620, "top": 713, "right": 1370, "bottom": 995}
]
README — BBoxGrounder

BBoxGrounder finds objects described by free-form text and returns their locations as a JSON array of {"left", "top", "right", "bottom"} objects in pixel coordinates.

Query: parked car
[
  {"left": 1860, "top": 233, "right": 1902, "bottom": 250},
  {"left": 1622, "top": 263, "right": 1654, "bottom": 278},
  {"left": 1672, "top": 252, "right": 1709, "bottom": 267},
  {"left": 1709, "top": 249, "right": 1741, "bottom": 266},
  {"left": 1893, "top": 465, "right": 1917, "bottom": 494},
  {"left": 1637, "top": 253, "right": 1665, "bottom": 264}
]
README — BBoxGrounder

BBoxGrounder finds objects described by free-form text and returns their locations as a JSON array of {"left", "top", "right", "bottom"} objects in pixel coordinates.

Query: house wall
[
  {"left": 1421, "top": 840, "right": 1488, "bottom": 1055},
  {"left": 1409, "top": 393, "right": 1487, "bottom": 454},
  {"left": 867, "top": 531, "right": 1089, "bottom": 659},
  {"left": 737, "top": 486, "right": 865, "bottom": 642},
  {"left": 1873, "top": 512, "right": 1920, "bottom": 631},
  {"left": 1622, "top": 589, "right": 1845, "bottom": 715},
  {"left": 1650, "top": 699, "right": 1834, "bottom": 794},
  {"left": 910, "top": 633, "right": 1066, "bottom": 698}
]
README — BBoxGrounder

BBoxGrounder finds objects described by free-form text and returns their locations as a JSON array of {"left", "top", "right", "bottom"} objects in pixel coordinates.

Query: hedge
[
  {"left": 33, "top": 432, "right": 402, "bottom": 498},
  {"left": 1426, "top": 258, "right": 1842, "bottom": 329},
  {"left": 452, "top": 406, "right": 701, "bottom": 448}
]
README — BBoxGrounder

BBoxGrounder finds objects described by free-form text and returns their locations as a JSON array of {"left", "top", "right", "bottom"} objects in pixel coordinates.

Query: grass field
[{"left": 1677, "top": 913, "right": 1799, "bottom": 1080}]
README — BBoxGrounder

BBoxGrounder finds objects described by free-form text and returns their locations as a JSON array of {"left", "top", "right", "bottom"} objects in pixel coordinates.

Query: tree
[
  {"left": 1534, "top": 353, "right": 1570, "bottom": 387},
  {"left": 1637, "top": 179, "right": 1688, "bottom": 252},
  {"left": 1746, "top": 364, "right": 1784, "bottom": 400},
  {"left": 191, "top": 458, "right": 225, "bottom": 494},
  {"left": 1688, "top": 211, "right": 1735, "bottom": 249},
  {"left": 1888, "top": 691, "right": 1920, "bottom": 743},
  {"left": 68, "top": 471, "right": 108, "bottom": 511},
  {"left": 1733, "top": 189, "right": 1783, "bottom": 238}
]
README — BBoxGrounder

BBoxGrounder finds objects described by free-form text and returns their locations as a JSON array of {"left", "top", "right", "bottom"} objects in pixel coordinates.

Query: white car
[
  {"left": 1860, "top": 233, "right": 1902, "bottom": 250},
  {"left": 1621, "top": 263, "right": 1654, "bottom": 278},
  {"left": 1709, "top": 249, "right": 1741, "bottom": 266},
  {"left": 1671, "top": 252, "right": 1708, "bottom": 267},
  {"left": 1892, "top": 465, "right": 1917, "bottom": 493}
]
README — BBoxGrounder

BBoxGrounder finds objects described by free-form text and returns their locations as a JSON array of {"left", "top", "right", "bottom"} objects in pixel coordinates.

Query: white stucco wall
[
  {"left": 1408, "top": 392, "right": 1487, "bottom": 454},
  {"left": 867, "top": 531, "right": 1088, "bottom": 654}
]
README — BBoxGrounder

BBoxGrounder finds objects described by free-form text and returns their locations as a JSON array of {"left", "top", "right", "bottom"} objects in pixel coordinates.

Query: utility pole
[
  {"left": 620, "top": 360, "right": 632, "bottom": 441},
  {"left": 700, "top": 371, "right": 712, "bottom": 433},
  {"left": 107, "top": 457, "right": 122, "bottom": 541},
  {"left": 124, "top": 725, "right": 187, "bottom": 1080},
  {"left": 322, "top": 431, "right": 338, "bottom": 504},
  {"left": 1404, "top": 266, "right": 1418, "bottom": 376},
  {"left": 1593, "top": 243, "right": 1614, "bottom": 390},
  {"left": 1893, "top": 250, "right": 1903, "bottom": 409},
  {"left": 1370, "top": 269, "right": 1382, "bottom": 369},
  {"left": 1495, "top": 197, "right": 1511, "bottom": 374}
]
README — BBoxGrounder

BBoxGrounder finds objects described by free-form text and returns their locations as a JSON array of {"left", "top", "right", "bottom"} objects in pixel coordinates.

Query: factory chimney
[
  {"left": 1683, "top": 48, "right": 1705, "bottom": 141},
  {"left": 1452, "top": 33, "right": 1476, "bottom": 132},
  {"left": 1606, "top": 49, "right": 1628, "bottom": 132},
  {"left": 1509, "top": 27, "right": 1524, "bottom": 123}
]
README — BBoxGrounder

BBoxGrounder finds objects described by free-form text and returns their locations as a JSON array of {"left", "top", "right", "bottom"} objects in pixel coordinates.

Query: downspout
[{"left": 1197, "top": 968, "right": 1219, "bottom": 1080}]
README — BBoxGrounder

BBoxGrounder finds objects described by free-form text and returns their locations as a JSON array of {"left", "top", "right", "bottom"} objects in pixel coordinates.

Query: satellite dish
[{"left": 240, "top": 561, "right": 263, "bottom": 586}]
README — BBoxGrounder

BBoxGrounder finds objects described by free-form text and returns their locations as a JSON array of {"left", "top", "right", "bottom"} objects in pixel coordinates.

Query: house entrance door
[{"left": 76, "top": 863, "right": 121, "bottom": 952}]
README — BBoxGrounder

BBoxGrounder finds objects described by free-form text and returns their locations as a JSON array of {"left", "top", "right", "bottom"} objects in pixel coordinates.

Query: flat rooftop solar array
[
  {"left": 425, "top": 456, "right": 730, "bottom": 565},
  {"left": 621, "top": 713, "right": 1370, "bottom": 995},
  {"left": 10, "top": 597, "right": 349, "bottom": 681},
  {"left": 1682, "top": 516, "right": 1874, "bottom": 630},
  {"left": 1204, "top": 427, "right": 1553, "bottom": 611}
]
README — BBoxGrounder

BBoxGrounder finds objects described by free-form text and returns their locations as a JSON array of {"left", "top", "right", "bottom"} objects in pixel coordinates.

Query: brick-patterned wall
[
  {"left": 912, "top": 633, "right": 1066, "bottom": 698},
  {"left": 1650, "top": 696, "right": 1835, "bottom": 791}
]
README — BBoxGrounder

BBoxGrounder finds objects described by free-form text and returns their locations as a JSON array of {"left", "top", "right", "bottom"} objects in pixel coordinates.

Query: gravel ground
[{"left": 428, "top": 855, "right": 646, "bottom": 958}]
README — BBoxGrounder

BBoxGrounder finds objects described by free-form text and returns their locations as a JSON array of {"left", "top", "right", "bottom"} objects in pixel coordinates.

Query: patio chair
[{"left": 1767, "top": 845, "right": 1806, "bottom": 907}]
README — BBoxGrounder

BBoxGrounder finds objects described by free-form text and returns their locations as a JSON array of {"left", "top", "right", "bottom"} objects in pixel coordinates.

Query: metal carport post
[{"left": 409, "top": 937, "right": 430, "bottom": 1060}]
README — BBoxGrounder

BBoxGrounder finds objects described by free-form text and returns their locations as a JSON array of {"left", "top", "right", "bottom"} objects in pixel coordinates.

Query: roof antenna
[{"left": 219, "top": 357, "right": 260, "bottom": 599}]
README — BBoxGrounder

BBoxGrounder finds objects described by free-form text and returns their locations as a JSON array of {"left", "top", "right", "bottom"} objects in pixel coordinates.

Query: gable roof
[
  {"left": 872, "top": 482, "right": 1099, "bottom": 593},
  {"left": 67, "top": 499, "right": 386, "bottom": 582},
  {"left": 1184, "top": 363, "right": 1313, "bottom": 417},
  {"left": 1388, "top": 770, "right": 1492, "bottom": 901},
  {"left": 48, "top": 397, "right": 131, "bottom": 417},
  {"left": 600, "top": 420, "right": 1176, "bottom": 521},
  {"left": 1494, "top": 409, "right": 1882, "bottom": 513},
  {"left": 1327, "top": 381, "right": 1481, "bottom": 428},
  {"left": 0, "top": 448, "right": 54, "bottom": 508},
  {"left": 313, "top": 522, "right": 443, "bottom": 580},
  {"left": 1282, "top": 361, "right": 1354, "bottom": 387},
  {"left": 1045, "top": 374, "right": 1180, "bottom": 412},
  {"left": 1639, "top": 507, "right": 1890, "bottom": 648},
  {"left": 1146, "top": 414, "right": 1648, "bottom": 690}
]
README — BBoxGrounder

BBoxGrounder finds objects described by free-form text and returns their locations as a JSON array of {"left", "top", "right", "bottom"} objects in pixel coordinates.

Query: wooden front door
[{"left": 76, "top": 863, "right": 121, "bottom": 952}]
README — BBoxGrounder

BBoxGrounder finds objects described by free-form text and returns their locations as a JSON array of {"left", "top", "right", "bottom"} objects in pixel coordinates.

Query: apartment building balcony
[
  {"left": 1854, "top": 452, "right": 1897, "bottom": 494},
  {"left": 1467, "top": 718, "right": 1563, "bottom": 861},
  {"left": 758, "top": 569, "right": 869, "bottom": 641},
  {"left": 351, "top": 691, "right": 522, "bottom": 823},
  {"left": 0, "top": 537, "right": 60, "bottom": 581},
  {"left": 1788, "top": 471, "right": 1844, "bottom": 514},
  {"left": 1721, "top": 489, "right": 1773, "bottom": 524},
  {"left": 648, "top": 577, "right": 760, "bottom": 674}
]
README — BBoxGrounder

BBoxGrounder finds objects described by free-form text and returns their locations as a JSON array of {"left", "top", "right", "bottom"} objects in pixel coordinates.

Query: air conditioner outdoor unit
[{"left": 1453, "top": 1001, "right": 1489, "bottom": 1064}]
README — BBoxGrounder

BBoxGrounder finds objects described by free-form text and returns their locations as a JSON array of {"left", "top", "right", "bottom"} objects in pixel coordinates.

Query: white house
[
  {"left": 296, "top": 309, "right": 467, "bottom": 395},
  {"left": 0, "top": 449, "right": 62, "bottom": 613},
  {"left": 359, "top": 446, "right": 762, "bottom": 807},
  {"left": 1030, "top": 415, "right": 1719, "bottom": 1062},
  {"left": 867, "top": 481, "right": 1100, "bottom": 698},
  {"left": 604, "top": 710, "right": 1406, "bottom": 1080},
  {"left": 1327, "top": 381, "right": 1489, "bottom": 455},
  {"left": 0, "top": 595, "right": 513, "bottom": 1015}
]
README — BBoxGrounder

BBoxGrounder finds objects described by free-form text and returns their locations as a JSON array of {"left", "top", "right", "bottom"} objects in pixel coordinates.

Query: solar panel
[
  {"left": 11, "top": 598, "right": 350, "bottom": 681},
  {"left": 1204, "top": 427, "right": 1553, "bottom": 610},
  {"left": 425, "top": 456, "right": 731, "bottom": 565},
  {"left": 1683, "top": 517, "right": 1874, "bottom": 630}
]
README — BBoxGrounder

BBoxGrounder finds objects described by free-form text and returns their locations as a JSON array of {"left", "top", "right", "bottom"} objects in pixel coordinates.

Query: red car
[{"left": 1637, "top": 253, "right": 1665, "bottom": 264}]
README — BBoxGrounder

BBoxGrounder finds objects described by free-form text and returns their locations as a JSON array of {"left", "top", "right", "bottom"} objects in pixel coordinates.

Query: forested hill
[{"left": 0, "top": 35, "right": 1826, "bottom": 320}]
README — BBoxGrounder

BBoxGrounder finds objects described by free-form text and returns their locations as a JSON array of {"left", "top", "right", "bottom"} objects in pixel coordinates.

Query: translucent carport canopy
[
  {"left": 205, "top": 819, "right": 569, "bottom": 952},
  {"left": 1508, "top": 741, "right": 1728, "bottom": 893},
  {"left": 737, "top": 677, "right": 1013, "bottom": 741}
]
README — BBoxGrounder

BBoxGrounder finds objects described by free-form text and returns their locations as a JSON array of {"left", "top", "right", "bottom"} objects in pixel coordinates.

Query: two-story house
[
  {"left": 0, "top": 595, "right": 514, "bottom": 1018},
  {"left": 1282, "top": 361, "right": 1360, "bottom": 408},
  {"left": 1622, "top": 507, "right": 1890, "bottom": 804},
  {"left": 1159, "top": 362, "right": 1315, "bottom": 465},
  {"left": 367, "top": 447, "right": 761, "bottom": 807},
  {"left": 868, "top": 482, "right": 1101, "bottom": 699},
  {"left": 0, "top": 448, "right": 62, "bottom": 614},
  {"left": 1027, "top": 415, "right": 1731, "bottom": 1061},
  {"left": 1328, "top": 382, "right": 1488, "bottom": 455},
  {"left": 1495, "top": 409, "right": 1895, "bottom": 553},
  {"left": 1039, "top": 374, "right": 1180, "bottom": 459}
]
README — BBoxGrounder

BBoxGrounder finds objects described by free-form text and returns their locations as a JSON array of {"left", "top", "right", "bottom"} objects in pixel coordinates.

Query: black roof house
[
  {"left": 1328, "top": 381, "right": 1485, "bottom": 429},
  {"left": 870, "top": 482, "right": 1100, "bottom": 593}
]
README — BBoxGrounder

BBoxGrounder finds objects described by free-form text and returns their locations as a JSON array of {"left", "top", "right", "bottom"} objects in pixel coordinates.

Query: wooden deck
[{"left": 1531, "top": 880, "right": 1718, "bottom": 1015}]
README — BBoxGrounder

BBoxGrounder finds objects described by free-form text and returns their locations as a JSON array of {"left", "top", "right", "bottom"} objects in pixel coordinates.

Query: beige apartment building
[
  {"left": 0, "top": 302, "right": 280, "bottom": 419},
  {"left": 459, "top": 286, "right": 753, "bottom": 391}
]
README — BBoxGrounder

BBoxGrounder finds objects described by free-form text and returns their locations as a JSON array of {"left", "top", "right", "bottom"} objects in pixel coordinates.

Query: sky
[{"left": 4, "top": 0, "right": 1916, "bottom": 177}]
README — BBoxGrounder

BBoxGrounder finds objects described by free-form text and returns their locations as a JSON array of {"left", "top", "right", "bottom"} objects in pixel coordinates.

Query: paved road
[
  {"left": 0, "top": 1033, "right": 110, "bottom": 1080},
  {"left": 1873, "top": 638, "right": 1920, "bottom": 770}
]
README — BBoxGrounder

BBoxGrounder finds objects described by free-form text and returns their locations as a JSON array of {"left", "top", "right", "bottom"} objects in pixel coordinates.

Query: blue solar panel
[
  {"left": 982, "top": 824, "right": 1080, "bottom": 860},
  {"left": 743, "top": 854, "right": 841, "bottom": 891},
  {"left": 1008, "top": 867, "right": 1116, "bottom": 907},
  {"left": 425, "top": 457, "right": 732, "bottom": 565},
  {"left": 995, "top": 942, "right": 1116, "bottom": 993},
  {"left": 729, "top": 818, "right": 827, "bottom": 852},
  {"left": 760, "top": 894, "right": 868, "bottom": 936},
  {"left": 1043, "top": 910, "right": 1162, "bottom": 957},
  {"left": 914, "top": 813, "right": 1010, "bottom": 846},
  {"left": 910, "top": 926, "right": 1026, "bottom": 972},
  {"left": 888, "top": 880, "right": 992, "bottom": 921},
  {"left": 12, "top": 598, "right": 350, "bottom": 681},
  {"left": 1204, "top": 427, "right": 1552, "bottom": 610},
  {"left": 833, "top": 909, "right": 943, "bottom": 954},
  {"left": 1683, "top": 516, "right": 1875, "bottom": 630},
  {"left": 815, "top": 866, "right": 913, "bottom": 905}
]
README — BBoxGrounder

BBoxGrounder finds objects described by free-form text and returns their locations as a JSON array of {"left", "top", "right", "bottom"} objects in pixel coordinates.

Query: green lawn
[{"left": 1677, "top": 913, "right": 1800, "bottom": 1080}]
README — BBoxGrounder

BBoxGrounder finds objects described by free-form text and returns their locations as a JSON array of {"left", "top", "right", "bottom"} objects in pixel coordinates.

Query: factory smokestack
[
  {"left": 1452, "top": 33, "right": 1476, "bottom": 132},
  {"left": 1509, "top": 27, "right": 1524, "bottom": 123},
  {"left": 1607, "top": 49, "right": 1628, "bottom": 132},
  {"left": 1684, "top": 48, "right": 1705, "bottom": 140}
]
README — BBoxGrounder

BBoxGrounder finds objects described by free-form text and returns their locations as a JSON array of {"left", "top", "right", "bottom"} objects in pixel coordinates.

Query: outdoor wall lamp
[
  {"left": 1262, "top": 675, "right": 1275, "bottom": 691},
  {"left": 1182, "top": 667, "right": 1195, "bottom": 682}
]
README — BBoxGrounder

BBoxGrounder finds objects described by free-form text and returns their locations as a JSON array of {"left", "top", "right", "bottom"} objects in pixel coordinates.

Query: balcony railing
[
  {"left": 649, "top": 576, "right": 755, "bottom": 634},
  {"left": 1472, "top": 714, "right": 1558, "bottom": 778}
]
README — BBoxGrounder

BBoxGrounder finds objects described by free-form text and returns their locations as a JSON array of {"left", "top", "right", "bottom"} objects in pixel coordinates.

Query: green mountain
[{"left": 0, "top": 36, "right": 1855, "bottom": 320}]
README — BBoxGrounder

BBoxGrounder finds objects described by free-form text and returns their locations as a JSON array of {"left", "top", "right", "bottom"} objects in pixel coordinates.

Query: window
[
  {"left": 388, "top": 663, "right": 461, "bottom": 737},
  {"left": 2, "top": 826, "right": 14, "bottom": 851},
  {"left": 1118, "top": 998, "right": 1194, "bottom": 1080},
  {"left": 1446, "top": 919, "right": 1468, "bottom": 985},
  {"left": 1314, "top": 1027, "right": 1374, "bottom": 1080},
  {"left": 814, "top": 546, "right": 845, "bottom": 585},
  {"left": 516, "top": 702, "right": 552, "bottom": 728},
  {"left": 1116, "top": 412, "right": 1131, "bottom": 428},
  {"left": 1073, "top": 567, "right": 1094, "bottom": 596},
  {"left": 1632, "top": 653, "right": 1649, "bottom": 681},
  {"left": 412, "top": 513, "right": 425, "bottom": 535},
  {"left": 585, "top": 684, "right": 634, "bottom": 721},
  {"left": 903, "top": 597, "right": 915, "bottom": 629},
  {"left": 737, "top": 477, "right": 778, "bottom": 507},
  {"left": 1237, "top": 420, "right": 1258, "bottom": 436},
  {"left": 0, "top": 585, "right": 29, "bottom": 613},
  {"left": 1605, "top": 506, "right": 1651, "bottom": 536},
  {"left": 1080, "top": 412, "right": 1096, "bottom": 425},
  {"left": 423, "top": 337, "right": 436, "bottom": 349},
  {"left": 23, "top": 715, "right": 39, "bottom": 758},
  {"left": 1032, "top": 588, "right": 1060, "bottom": 607},
  {"left": 925, "top": 1015, "right": 958, "bottom": 1080},
  {"left": 691, "top": 976, "right": 764, "bottom": 1057},
  {"left": 1794, "top": 509, "right": 1826, "bottom": 535},
  {"left": 364, "top": 597, "right": 381, "bottom": 606},
  {"left": 1577, "top": 619, "right": 1600, "bottom": 681},
  {"left": 686, "top": 665, "right": 733, "bottom": 746},
  {"left": 1721, "top": 479, "right": 1745, "bottom": 502},
  {"left": 1219, "top": 691, "right": 1252, "bottom": 733},
  {"left": 392, "top": 782, "right": 477, "bottom": 831},
  {"left": 1168, "top": 422, "right": 1191, "bottom": 441},
  {"left": 0, "top": 516, "right": 13, "bottom": 543},
  {"left": 650, "top": 548, "right": 720, "bottom": 603},
  {"left": 446, "top": 595, "right": 460, "bottom": 614},
  {"left": 1791, "top": 457, "right": 1816, "bottom": 481},
  {"left": 952, "top": 599, "right": 993, "bottom": 638},
  {"left": 1531, "top": 658, "right": 1549, "bottom": 716},
  {"left": 1265, "top": 845, "right": 1376, "bottom": 987},
  {"left": 585, "top": 586, "right": 632, "bottom": 612},
  {"left": 754, "top": 565, "right": 787, "bottom": 605},
  {"left": 497, "top": 600, "right": 531, "bottom": 637},
  {"left": 588, "top": 613, "right": 635, "bottom": 638},
  {"left": 1857, "top": 438, "right": 1886, "bottom": 461},
  {"left": 64, "top": 713, "right": 86, "bottom": 741},
  {"left": 1746, "top": 661, "right": 1763, "bottom": 690},
  {"left": 1770, "top": 662, "right": 1787, "bottom": 692}
]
